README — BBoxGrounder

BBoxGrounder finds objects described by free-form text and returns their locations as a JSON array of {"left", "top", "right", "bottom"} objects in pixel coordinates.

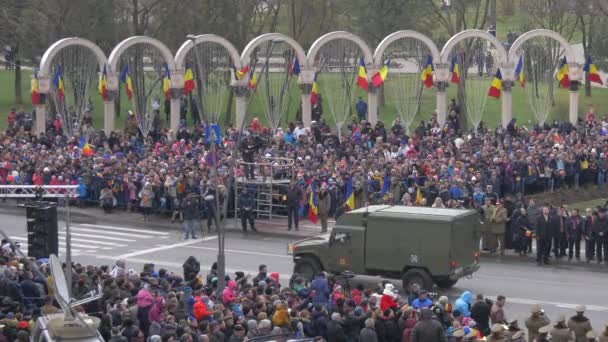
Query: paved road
[{"left": 2, "top": 211, "right": 608, "bottom": 331}]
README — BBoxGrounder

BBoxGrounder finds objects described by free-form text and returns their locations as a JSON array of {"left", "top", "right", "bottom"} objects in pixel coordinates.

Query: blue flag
[
  {"left": 79, "top": 135, "right": 86, "bottom": 149},
  {"left": 381, "top": 175, "right": 390, "bottom": 195}
]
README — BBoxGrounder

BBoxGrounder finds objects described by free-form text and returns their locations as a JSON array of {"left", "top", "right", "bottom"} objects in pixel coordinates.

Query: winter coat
[
  {"left": 222, "top": 280, "right": 237, "bottom": 305},
  {"left": 401, "top": 317, "right": 417, "bottom": 342},
  {"left": 567, "top": 316, "right": 592, "bottom": 342},
  {"left": 380, "top": 294, "right": 398, "bottom": 312},
  {"left": 272, "top": 304, "right": 291, "bottom": 328},
  {"left": 410, "top": 315, "right": 447, "bottom": 342},
  {"left": 454, "top": 291, "right": 473, "bottom": 317},
  {"left": 136, "top": 289, "right": 153, "bottom": 308},
  {"left": 470, "top": 300, "right": 491, "bottom": 335},
  {"left": 182, "top": 256, "right": 200, "bottom": 282},
  {"left": 193, "top": 297, "right": 211, "bottom": 321},
  {"left": 491, "top": 207, "right": 508, "bottom": 234},
  {"left": 525, "top": 314, "right": 550, "bottom": 342},
  {"left": 359, "top": 327, "right": 378, "bottom": 342},
  {"left": 311, "top": 276, "right": 330, "bottom": 305},
  {"left": 550, "top": 325, "right": 575, "bottom": 342},
  {"left": 182, "top": 197, "right": 199, "bottom": 220},
  {"left": 148, "top": 297, "right": 164, "bottom": 323},
  {"left": 326, "top": 320, "right": 347, "bottom": 342},
  {"left": 311, "top": 310, "right": 328, "bottom": 339},
  {"left": 318, "top": 190, "right": 331, "bottom": 215},
  {"left": 375, "top": 317, "right": 401, "bottom": 342}
]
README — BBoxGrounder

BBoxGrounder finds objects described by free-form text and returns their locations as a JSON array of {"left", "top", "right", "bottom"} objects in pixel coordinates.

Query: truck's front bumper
[{"left": 449, "top": 261, "right": 480, "bottom": 280}]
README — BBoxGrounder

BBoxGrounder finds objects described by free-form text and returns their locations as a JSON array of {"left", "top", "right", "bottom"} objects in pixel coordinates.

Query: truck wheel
[
  {"left": 402, "top": 269, "right": 433, "bottom": 292},
  {"left": 294, "top": 257, "right": 321, "bottom": 283},
  {"left": 434, "top": 278, "right": 458, "bottom": 289}
]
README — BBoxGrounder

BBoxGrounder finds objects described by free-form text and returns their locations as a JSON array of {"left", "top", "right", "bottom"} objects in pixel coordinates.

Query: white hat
[{"left": 575, "top": 304, "right": 586, "bottom": 313}]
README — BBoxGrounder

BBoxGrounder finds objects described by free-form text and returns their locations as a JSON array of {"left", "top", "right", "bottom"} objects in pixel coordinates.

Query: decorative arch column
[
  {"left": 108, "top": 36, "right": 178, "bottom": 132},
  {"left": 241, "top": 33, "right": 309, "bottom": 127},
  {"left": 440, "top": 29, "right": 510, "bottom": 128},
  {"left": 38, "top": 37, "right": 108, "bottom": 135},
  {"left": 508, "top": 29, "right": 580, "bottom": 124},
  {"left": 374, "top": 30, "right": 443, "bottom": 125}
]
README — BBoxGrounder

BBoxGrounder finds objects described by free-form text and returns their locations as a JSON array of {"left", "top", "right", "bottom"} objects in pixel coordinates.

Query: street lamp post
[{"left": 187, "top": 34, "right": 226, "bottom": 295}]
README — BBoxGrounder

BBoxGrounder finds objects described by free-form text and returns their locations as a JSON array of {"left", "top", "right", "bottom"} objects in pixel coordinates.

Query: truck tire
[
  {"left": 293, "top": 257, "right": 322, "bottom": 283},
  {"left": 402, "top": 269, "right": 433, "bottom": 293},
  {"left": 434, "top": 277, "right": 458, "bottom": 289}
]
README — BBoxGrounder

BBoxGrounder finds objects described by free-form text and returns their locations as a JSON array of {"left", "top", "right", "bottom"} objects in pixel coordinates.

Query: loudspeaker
[{"left": 25, "top": 202, "right": 58, "bottom": 259}]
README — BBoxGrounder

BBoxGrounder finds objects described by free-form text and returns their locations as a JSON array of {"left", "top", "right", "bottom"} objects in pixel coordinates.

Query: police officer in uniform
[
  {"left": 240, "top": 134, "right": 259, "bottom": 180},
  {"left": 239, "top": 187, "right": 256, "bottom": 232}
]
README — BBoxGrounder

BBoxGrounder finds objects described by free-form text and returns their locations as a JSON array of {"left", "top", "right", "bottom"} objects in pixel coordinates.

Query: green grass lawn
[{"left": 3, "top": 69, "right": 608, "bottom": 131}]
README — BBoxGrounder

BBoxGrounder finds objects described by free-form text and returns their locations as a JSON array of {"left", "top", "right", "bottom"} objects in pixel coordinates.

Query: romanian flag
[
  {"left": 515, "top": 55, "right": 525, "bottom": 88},
  {"left": 356, "top": 57, "right": 369, "bottom": 91},
  {"left": 183, "top": 66, "right": 195, "bottom": 94},
  {"left": 308, "top": 182, "right": 319, "bottom": 224},
  {"left": 345, "top": 177, "right": 355, "bottom": 210},
  {"left": 488, "top": 68, "right": 502, "bottom": 99},
  {"left": 234, "top": 65, "right": 249, "bottom": 80},
  {"left": 290, "top": 57, "right": 301, "bottom": 76},
  {"left": 53, "top": 66, "right": 65, "bottom": 102},
  {"left": 162, "top": 63, "right": 171, "bottom": 100},
  {"left": 421, "top": 55, "right": 434, "bottom": 88},
  {"left": 415, "top": 186, "right": 423, "bottom": 205},
  {"left": 31, "top": 69, "right": 40, "bottom": 105},
  {"left": 248, "top": 70, "right": 258, "bottom": 89},
  {"left": 120, "top": 65, "right": 133, "bottom": 100},
  {"left": 450, "top": 56, "right": 460, "bottom": 84},
  {"left": 372, "top": 58, "right": 390, "bottom": 87},
  {"left": 310, "top": 72, "right": 319, "bottom": 104},
  {"left": 98, "top": 64, "right": 108, "bottom": 100},
  {"left": 556, "top": 57, "right": 570, "bottom": 88},
  {"left": 584, "top": 56, "right": 603, "bottom": 85}
]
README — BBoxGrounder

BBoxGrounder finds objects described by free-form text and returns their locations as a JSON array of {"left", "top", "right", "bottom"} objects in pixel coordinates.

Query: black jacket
[
  {"left": 285, "top": 187, "right": 302, "bottom": 207},
  {"left": 326, "top": 320, "right": 347, "bottom": 342},
  {"left": 239, "top": 192, "right": 255, "bottom": 211},
  {"left": 471, "top": 301, "right": 491, "bottom": 335},
  {"left": 536, "top": 214, "right": 557, "bottom": 240}
]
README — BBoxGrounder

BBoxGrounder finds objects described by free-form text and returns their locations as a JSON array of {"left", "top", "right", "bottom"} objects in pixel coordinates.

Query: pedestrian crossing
[{"left": 10, "top": 223, "right": 170, "bottom": 257}]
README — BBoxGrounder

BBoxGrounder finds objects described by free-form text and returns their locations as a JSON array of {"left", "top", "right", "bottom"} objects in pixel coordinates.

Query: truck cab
[{"left": 291, "top": 205, "right": 481, "bottom": 290}]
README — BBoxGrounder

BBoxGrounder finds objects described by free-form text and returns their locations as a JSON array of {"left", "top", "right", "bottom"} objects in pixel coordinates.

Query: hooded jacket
[
  {"left": 454, "top": 291, "right": 473, "bottom": 317},
  {"left": 222, "top": 280, "right": 237, "bottom": 305}
]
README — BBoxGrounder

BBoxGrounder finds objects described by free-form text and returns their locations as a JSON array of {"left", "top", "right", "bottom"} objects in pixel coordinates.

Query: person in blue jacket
[
  {"left": 411, "top": 290, "right": 433, "bottom": 309},
  {"left": 310, "top": 272, "right": 330, "bottom": 305},
  {"left": 454, "top": 290, "right": 473, "bottom": 317}
]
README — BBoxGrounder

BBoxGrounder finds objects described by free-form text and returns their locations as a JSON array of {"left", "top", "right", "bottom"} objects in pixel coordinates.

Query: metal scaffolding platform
[{"left": 234, "top": 157, "right": 295, "bottom": 219}]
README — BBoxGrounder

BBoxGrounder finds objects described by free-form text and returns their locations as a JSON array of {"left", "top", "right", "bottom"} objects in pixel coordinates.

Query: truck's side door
[{"left": 326, "top": 226, "right": 365, "bottom": 274}]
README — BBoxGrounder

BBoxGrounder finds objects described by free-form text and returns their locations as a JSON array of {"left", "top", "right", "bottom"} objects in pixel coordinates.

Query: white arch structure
[
  {"left": 508, "top": 29, "right": 580, "bottom": 124},
  {"left": 374, "top": 31, "right": 442, "bottom": 125},
  {"left": 440, "top": 30, "right": 511, "bottom": 127},
  {"left": 107, "top": 36, "right": 176, "bottom": 133},
  {"left": 37, "top": 37, "right": 108, "bottom": 135},
  {"left": 239, "top": 33, "right": 308, "bottom": 127},
  {"left": 34, "top": 30, "right": 580, "bottom": 136},
  {"left": 306, "top": 31, "right": 375, "bottom": 125}
]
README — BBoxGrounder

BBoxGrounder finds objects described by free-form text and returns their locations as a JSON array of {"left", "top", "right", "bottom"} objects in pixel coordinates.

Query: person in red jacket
[
  {"left": 193, "top": 297, "right": 211, "bottom": 322},
  {"left": 380, "top": 283, "right": 399, "bottom": 312}
]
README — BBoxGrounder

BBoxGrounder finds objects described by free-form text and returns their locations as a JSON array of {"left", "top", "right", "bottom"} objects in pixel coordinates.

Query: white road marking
[
  {"left": 487, "top": 296, "right": 608, "bottom": 312},
  {"left": 79, "top": 224, "right": 170, "bottom": 235},
  {"left": 56, "top": 235, "right": 127, "bottom": 246},
  {"left": 9, "top": 236, "right": 94, "bottom": 250},
  {"left": 183, "top": 245, "right": 292, "bottom": 259},
  {"left": 114, "top": 236, "right": 218, "bottom": 258},
  {"left": 62, "top": 227, "right": 155, "bottom": 239},
  {"left": 57, "top": 231, "right": 135, "bottom": 242}
]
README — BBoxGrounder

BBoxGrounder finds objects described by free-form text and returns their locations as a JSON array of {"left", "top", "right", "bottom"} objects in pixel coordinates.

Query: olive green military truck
[{"left": 291, "top": 205, "right": 481, "bottom": 290}]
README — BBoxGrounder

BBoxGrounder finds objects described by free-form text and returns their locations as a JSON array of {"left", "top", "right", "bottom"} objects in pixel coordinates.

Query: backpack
[{"left": 193, "top": 298, "right": 209, "bottom": 321}]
